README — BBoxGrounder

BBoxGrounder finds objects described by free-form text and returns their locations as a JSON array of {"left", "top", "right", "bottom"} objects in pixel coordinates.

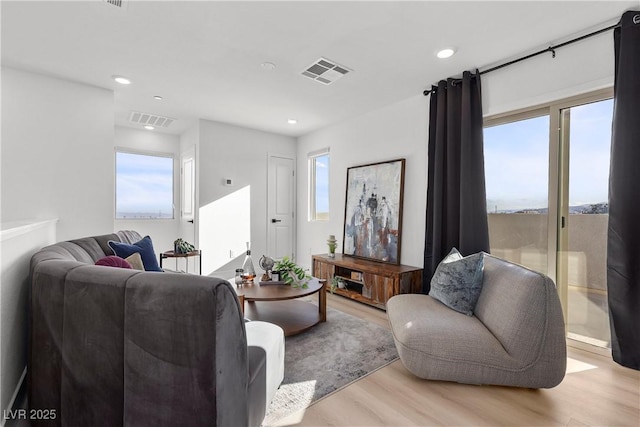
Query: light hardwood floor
[{"left": 273, "top": 293, "right": 640, "bottom": 427}]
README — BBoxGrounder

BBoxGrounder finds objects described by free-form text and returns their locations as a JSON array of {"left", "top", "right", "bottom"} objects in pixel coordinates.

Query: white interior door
[
  {"left": 180, "top": 146, "right": 196, "bottom": 246},
  {"left": 268, "top": 155, "right": 295, "bottom": 260}
]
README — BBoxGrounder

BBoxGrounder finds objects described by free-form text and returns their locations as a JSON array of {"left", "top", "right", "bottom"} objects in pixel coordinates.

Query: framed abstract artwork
[{"left": 342, "top": 158, "right": 405, "bottom": 264}]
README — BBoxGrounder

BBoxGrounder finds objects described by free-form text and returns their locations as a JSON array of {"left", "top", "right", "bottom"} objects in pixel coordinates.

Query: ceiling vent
[
  {"left": 301, "top": 58, "right": 352, "bottom": 85},
  {"left": 103, "top": 0, "right": 128, "bottom": 9},
  {"left": 129, "top": 111, "right": 175, "bottom": 128}
]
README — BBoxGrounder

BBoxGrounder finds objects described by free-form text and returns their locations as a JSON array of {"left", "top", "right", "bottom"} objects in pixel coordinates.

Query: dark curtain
[
  {"left": 422, "top": 70, "right": 490, "bottom": 292},
  {"left": 607, "top": 10, "right": 640, "bottom": 370}
]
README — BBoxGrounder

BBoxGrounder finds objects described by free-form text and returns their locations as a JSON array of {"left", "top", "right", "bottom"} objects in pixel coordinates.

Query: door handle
[
  {"left": 271, "top": 219, "right": 282, "bottom": 223},
  {"left": 188, "top": 220, "right": 194, "bottom": 224}
]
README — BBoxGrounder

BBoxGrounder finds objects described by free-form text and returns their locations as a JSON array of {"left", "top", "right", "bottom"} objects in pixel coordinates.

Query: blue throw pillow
[
  {"left": 428, "top": 248, "right": 485, "bottom": 316},
  {"left": 108, "top": 235, "right": 162, "bottom": 272}
]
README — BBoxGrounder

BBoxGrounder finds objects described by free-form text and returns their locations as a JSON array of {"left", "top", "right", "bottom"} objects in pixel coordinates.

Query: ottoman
[{"left": 245, "top": 321, "right": 285, "bottom": 409}]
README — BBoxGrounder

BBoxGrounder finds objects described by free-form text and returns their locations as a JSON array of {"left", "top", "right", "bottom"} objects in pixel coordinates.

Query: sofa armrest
[
  {"left": 474, "top": 255, "right": 566, "bottom": 376},
  {"left": 247, "top": 346, "right": 267, "bottom": 427},
  {"left": 123, "top": 274, "right": 248, "bottom": 426}
]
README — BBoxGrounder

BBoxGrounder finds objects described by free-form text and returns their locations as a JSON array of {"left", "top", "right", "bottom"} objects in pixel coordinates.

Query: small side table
[{"left": 160, "top": 250, "right": 202, "bottom": 275}]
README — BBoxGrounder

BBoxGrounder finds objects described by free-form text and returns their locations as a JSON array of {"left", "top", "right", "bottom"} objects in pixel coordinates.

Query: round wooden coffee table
[{"left": 236, "top": 278, "right": 326, "bottom": 336}]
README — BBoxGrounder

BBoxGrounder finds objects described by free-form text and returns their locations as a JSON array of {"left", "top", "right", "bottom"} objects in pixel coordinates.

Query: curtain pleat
[
  {"left": 423, "top": 71, "right": 490, "bottom": 292},
  {"left": 607, "top": 10, "right": 640, "bottom": 370}
]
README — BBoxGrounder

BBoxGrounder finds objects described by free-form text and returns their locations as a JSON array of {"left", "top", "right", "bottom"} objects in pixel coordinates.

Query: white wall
[
  {"left": 178, "top": 124, "right": 199, "bottom": 249},
  {"left": 0, "top": 68, "right": 114, "bottom": 414},
  {"left": 114, "top": 126, "right": 181, "bottom": 255},
  {"left": 296, "top": 95, "right": 429, "bottom": 270},
  {"left": 483, "top": 28, "right": 614, "bottom": 116},
  {"left": 1, "top": 67, "right": 114, "bottom": 241},
  {"left": 197, "top": 119, "right": 296, "bottom": 277},
  {"left": 295, "top": 30, "right": 617, "bottom": 271},
  {"left": 0, "top": 220, "right": 57, "bottom": 417}
]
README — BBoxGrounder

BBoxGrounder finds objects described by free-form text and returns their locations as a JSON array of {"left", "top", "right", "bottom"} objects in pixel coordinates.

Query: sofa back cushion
[
  {"left": 473, "top": 255, "right": 558, "bottom": 366},
  {"left": 70, "top": 234, "right": 119, "bottom": 261},
  {"left": 30, "top": 231, "right": 144, "bottom": 268}
]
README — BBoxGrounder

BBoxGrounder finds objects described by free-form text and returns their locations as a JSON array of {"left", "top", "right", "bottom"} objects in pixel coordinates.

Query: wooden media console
[{"left": 312, "top": 254, "right": 423, "bottom": 310}]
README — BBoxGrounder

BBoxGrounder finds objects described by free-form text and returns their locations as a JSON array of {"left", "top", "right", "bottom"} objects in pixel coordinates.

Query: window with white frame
[
  {"left": 115, "top": 150, "right": 174, "bottom": 219},
  {"left": 308, "top": 149, "right": 330, "bottom": 221}
]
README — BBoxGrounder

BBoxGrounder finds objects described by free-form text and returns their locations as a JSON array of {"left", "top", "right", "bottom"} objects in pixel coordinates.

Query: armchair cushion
[{"left": 429, "top": 248, "right": 484, "bottom": 315}]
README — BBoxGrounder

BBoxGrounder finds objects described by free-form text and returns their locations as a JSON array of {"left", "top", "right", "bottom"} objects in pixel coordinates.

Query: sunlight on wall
[{"left": 199, "top": 185, "right": 251, "bottom": 276}]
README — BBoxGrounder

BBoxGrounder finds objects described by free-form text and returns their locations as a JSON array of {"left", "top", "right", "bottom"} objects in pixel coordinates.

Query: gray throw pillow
[{"left": 429, "top": 248, "right": 485, "bottom": 316}]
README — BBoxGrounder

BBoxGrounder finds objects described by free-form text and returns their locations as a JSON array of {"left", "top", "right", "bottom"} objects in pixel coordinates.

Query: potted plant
[
  {"left": 174, "top": 238, "right": 195, "bottom": 254},
  {"left": 329, "top": 276, "right": 347, "bottom": 293},
  {"left": 327, "top": 235, "right": 337, "bottom": 258},
  {"left": 273, "top": 256, "right": 311, "bottom": 288}
]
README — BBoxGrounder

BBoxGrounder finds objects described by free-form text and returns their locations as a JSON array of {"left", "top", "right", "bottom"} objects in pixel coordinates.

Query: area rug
[{"left": 262, "top": 306, "right": 399, "bottom": 426}]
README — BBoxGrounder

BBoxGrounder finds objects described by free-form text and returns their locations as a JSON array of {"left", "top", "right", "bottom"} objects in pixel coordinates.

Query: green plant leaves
[
  {"left": 174, "top": 238, "right": 195, "bottom": 254},
  {"left": 274, "top": 256, "right": 311, "bottom": 288}
]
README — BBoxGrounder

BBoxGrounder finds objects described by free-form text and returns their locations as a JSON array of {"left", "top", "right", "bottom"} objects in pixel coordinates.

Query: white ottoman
[{"left": 245, "top": 321, "right": 285, "bottom": 408}]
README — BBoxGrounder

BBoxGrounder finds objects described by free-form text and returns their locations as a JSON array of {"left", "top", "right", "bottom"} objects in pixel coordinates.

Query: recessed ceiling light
[
  {"left": 436, "top": 48, "right": 456, "bottom": 59},
  {"left": 112, "top": 75, "right": 131, "bottom": 85},
  {"left": 287, "top": 119, "right": 298, "bottom": 125},
  {"left": 144, "top": 125, "right": 154, "bottom": 130},
  {"left": 261, "top": 62, "right": 276, "bottom": 71},
  {"left": 153, "top": 95, "right": 163, "bottom": 100}
]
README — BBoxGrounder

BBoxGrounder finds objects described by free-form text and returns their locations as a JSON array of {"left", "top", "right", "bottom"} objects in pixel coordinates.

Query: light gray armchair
[{"left": 387, "top": 254, "right": 566, "bottom": 388}]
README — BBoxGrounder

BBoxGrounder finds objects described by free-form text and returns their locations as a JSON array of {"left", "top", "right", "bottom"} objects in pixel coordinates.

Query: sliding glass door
[
  {"left": 484, "top": 89, "right": 613, "bottom": 349},
  {"left": 558, "top": 96, "right": 613, "bottom": 348},
  {"left": 484, "top": 113, "right": 550, "bottom": 275}
]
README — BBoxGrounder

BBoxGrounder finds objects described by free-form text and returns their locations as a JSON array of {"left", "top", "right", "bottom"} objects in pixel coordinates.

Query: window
[
  {"left": 308, "top": 149, "right": 330, "bottom": 221},
  {"left": 115, "top": 150, "right": 174, "bottom": 219}
]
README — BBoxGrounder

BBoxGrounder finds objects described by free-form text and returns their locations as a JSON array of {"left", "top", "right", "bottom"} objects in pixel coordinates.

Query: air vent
[
  {"left": 301, "top": 57, "right": 352, "bottom": 85},
  {"left": 103, "top": 0, "right": 128, "bottom": 9},
  {"left": 129, "top": 111, "right": 175, "bottom": 128}
]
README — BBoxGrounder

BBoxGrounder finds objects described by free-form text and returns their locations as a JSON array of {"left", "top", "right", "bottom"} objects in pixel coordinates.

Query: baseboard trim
[
  {"left": 1, "top": 368, "right": 27, "bottom": 427},
  {"left": 567, "top": 337, "right": 612, "bottom": 357}
]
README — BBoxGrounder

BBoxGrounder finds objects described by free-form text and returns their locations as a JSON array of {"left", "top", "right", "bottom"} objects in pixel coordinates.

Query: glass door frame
[
  {"left": 484, "top": 105, "right": 555, "bottom": 281},
  {"left": 483, "top": 87, "right": 613, "bottom": 352},
  {"left": 554, "top": 88, "right": 613, "bottom": 351}
]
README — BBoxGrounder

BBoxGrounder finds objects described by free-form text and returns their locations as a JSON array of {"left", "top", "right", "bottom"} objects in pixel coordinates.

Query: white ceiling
[{"left": 2, "top": 1, "right": 637, "bottom": 137}]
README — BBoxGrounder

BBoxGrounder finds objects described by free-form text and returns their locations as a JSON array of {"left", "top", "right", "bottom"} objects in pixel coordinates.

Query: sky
[
  {"left": 484, "top": 98, "right": 613, "bottom": 212},
  {"left": 315, "top": 154, "right": 330, "bottom": 213},
  {"left": 116, "top": 151, "right": 174, "bottom": 218}
]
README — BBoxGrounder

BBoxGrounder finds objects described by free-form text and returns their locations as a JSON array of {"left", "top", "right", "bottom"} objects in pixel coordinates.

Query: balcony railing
[{"left": 488, "top": 213, "right": 610, "bottom": 347}]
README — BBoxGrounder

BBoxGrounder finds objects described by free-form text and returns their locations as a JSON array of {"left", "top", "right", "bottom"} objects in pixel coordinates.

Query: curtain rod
[{"left": 422, "top": 22, "right": 620, "bottom": 96}]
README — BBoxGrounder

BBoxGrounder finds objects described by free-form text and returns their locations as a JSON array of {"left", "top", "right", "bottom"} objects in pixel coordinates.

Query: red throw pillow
[{"left": 95, "top": 255, "right": 132, "bottom": 269}]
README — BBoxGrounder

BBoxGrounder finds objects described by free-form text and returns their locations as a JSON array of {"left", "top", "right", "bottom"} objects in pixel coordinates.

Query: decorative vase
[
  {"left": 327, "top": 234, "right": 337, "bottom": 258},
  {"left": 241, "top": 242, "right": 256, "bottom": 282}
]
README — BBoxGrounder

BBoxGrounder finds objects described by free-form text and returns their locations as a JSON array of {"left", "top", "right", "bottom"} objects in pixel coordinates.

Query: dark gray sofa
[{"left": 29, "top": 230, "right": 266, "bottom": 426}]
